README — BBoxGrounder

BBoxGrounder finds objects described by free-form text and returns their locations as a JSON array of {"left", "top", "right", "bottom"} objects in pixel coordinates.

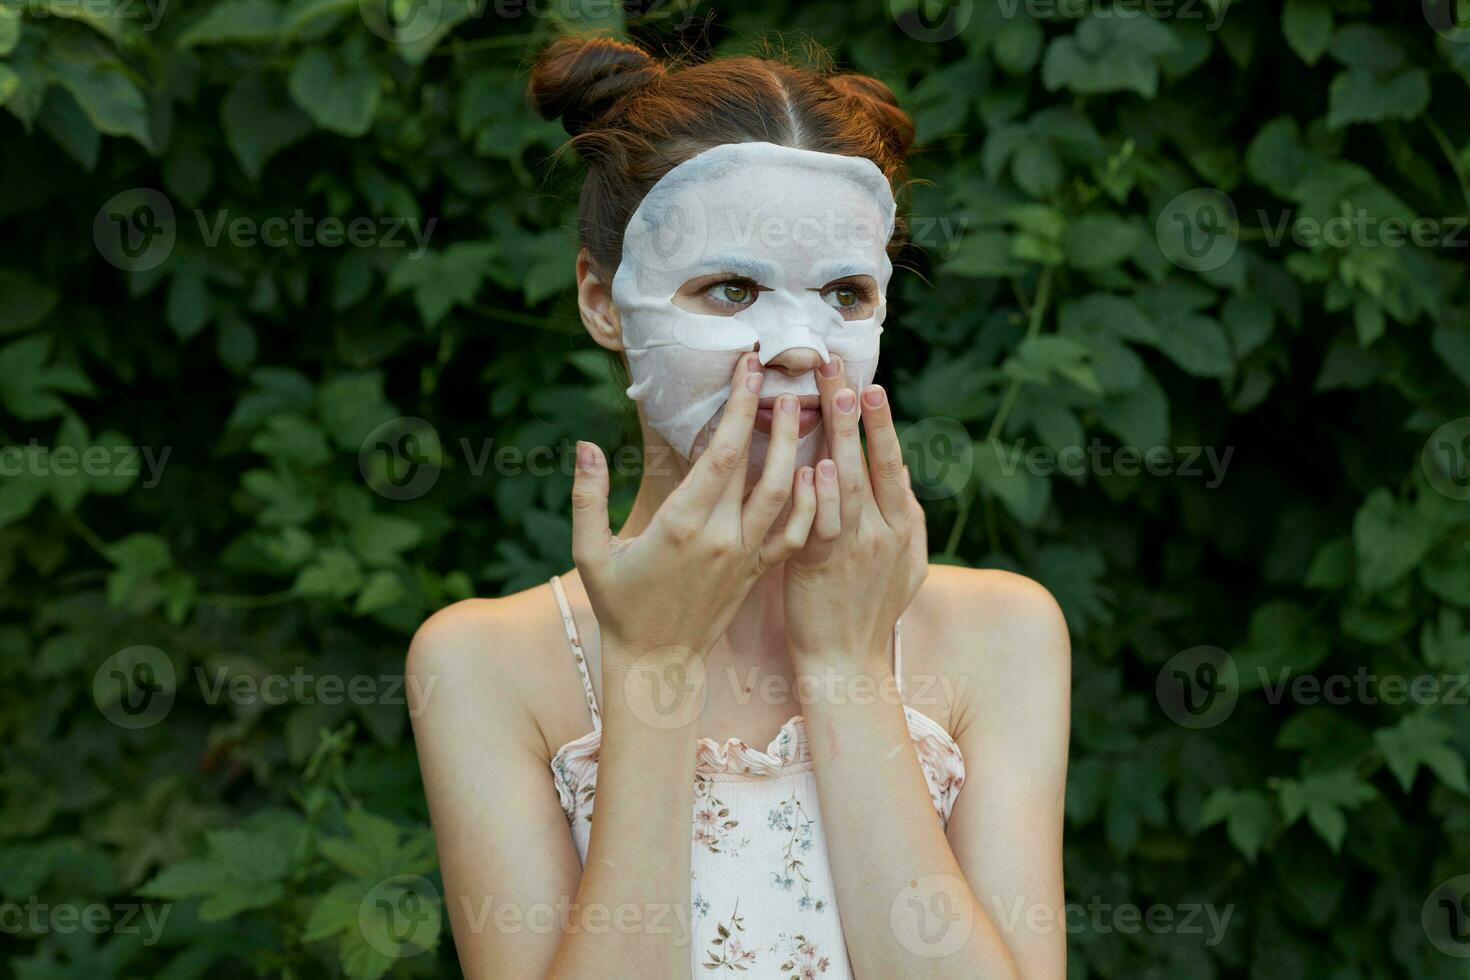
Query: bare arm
[
  {"left": 408, "top": 604, "right": 704, "bottom": 980},
  {"left": 801, "top": 574, "right": 1070, "bottom": 979},
  {"left": 411, "top": 353, "right": 816, "bottom": 979},
  {"left": 784, "top": 358, "right": 1070, "bottom": 978}
]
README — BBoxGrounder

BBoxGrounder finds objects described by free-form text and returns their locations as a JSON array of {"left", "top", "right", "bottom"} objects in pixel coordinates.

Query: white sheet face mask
[{"left": 611, "top": 141, "right": 897, "bottom": 472}]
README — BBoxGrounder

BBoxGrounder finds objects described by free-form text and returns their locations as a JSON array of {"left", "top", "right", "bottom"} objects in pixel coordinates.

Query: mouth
[{"left": 754, "top": 394, "right": 822, "bottom": 438}]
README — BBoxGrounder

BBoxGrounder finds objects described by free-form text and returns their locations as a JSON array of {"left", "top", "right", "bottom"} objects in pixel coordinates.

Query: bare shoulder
[
  {"left": 906, "top": 564, "right": 1071, "bottom": 734},
  {"left": 406, "top": 583, "right": 581, "bottom": 759}
]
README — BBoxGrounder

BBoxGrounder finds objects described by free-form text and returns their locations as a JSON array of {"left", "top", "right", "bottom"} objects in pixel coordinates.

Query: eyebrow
[
  {"left": 809, "top": 259, "right": 879, "bottom": 282},
  {"left": 690, "top": 254, "right": 777, "bottom": 281}
]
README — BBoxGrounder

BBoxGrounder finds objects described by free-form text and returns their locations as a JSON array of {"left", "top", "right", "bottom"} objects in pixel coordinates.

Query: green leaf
[
  {"left": 1146, "top": 316, "right": 1232, "bottom": 378},
  {"left": 992, "top": 17, "right": 1043, "bottom": 74},
  {"left": 1352, "top": 488, "right": 1437, "bottom": 594},
  {"left": 1431, "top": 322, "right": 1470, "bottom": 389},
  {"left": 976, "top": 437, "right": 1050, "bottom": 527},
  {"left": 43, "top": 33, "right": 151, "bottom": 149},
  {"left": 221, "top": 73, "right": 314, "bottom": 181},
  {"left": 0, "top": 269, "right": 58, "bottom": 333},
  {"left": 1042, "top": 13, "right": 1180, "bottom": 98},
  {"left": 0, "top": 64, "right": 18, "bottom": 107},
  {"left": 0, "top": 334, "right": 94, "bottom": 420},
  {"left": 177, "top": 0, "right": 281, "bottom": 47},
  {"left": 1326, "top": 68, "right": 1430, "bottom": 129},
  {"left": 387, "top": 242, "right": 497, "bottom": 327},
  {"left": 354, "top": 571, "right": 405, "bottom": 614},
  {"left": 1374, "top": 714, "right": 1470, "bottom": 794},
  {"left": 1276, "top": 769, "right": 1376, "bottom": 852},
  {"left": 1421, "top": 608, "right": 1470, "bottom": 671},
  {"left": 1201, "top": 788, "right": 1272, "bottom": 861},
  {"left": 349, "top": 513, "right": 423, "bottom": 567},
  {"left": 288, "top": 47, "right": 381, "bottom": 137},
  {"left": 139, "top": 825, "right": 293, "bottom": 920},
  {"left": 0, "top": 5, "right": 20, "bottom": 57},
  {"left": 1281, "top": 0, "right": 1333, "bottom": 66},
  {"left": 294, "top": 548, "right": 364, "bottom": 599},
  {"left": 1063, "top": 214, "right": 1139, "bottom": 271}
]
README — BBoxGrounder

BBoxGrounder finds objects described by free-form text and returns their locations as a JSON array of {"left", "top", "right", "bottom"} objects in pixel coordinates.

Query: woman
[{"left": 408, "top": 35, "right": 1070, "bottom": 980}]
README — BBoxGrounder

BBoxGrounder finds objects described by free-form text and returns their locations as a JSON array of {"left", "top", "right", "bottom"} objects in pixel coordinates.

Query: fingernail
[
  {"left": 778, "top": 394, "right": 797, "bottom": 414},
  {"left": 819, "top": 359, "right": 839, "bottom": 378},
  {"left": 801, "top": 466, "right": 815, "bottom": 485},
  {"left": 745, "top": 370, "right": 763, "bottom": 393},
  {"left": 577, "top": 441, "right": 595, "bottom": 470},
  {"left": 819, "top": 459, "right": 837, "bottom": 479},
  {"left": 747, "top": 353, "right": 762, "bottom": 372},
  {"left": 835, "top": 388, "right": 856, "bottom": 413},
  {"left": 862, "top": 385, "right": 885, "bottom": 409}
]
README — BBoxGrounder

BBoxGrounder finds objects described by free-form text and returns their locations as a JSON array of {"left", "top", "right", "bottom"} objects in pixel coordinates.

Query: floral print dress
[{"left": 547, "top": 575, "right": 967, "bottom": 978}]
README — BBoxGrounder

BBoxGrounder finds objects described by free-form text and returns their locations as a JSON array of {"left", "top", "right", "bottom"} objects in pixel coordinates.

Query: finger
[
  {"left": 827, "top": 385, "right": 871, "bottom": 530},
  {"left": 760, "top": 465, "right": 815, "bottom": 568},
  {"left": 570, "top": 441, "right": 611, "bottom": 567},
  {"left": 742, "top": 393, "right": 801, "bottom": 541},
  {"left": 810, "top": 457, "right": 842, "bottom": 549},
  {"left": 860, "top": 385, "right": 909, "bottom": 530},
  {"left": 814, "top": 353, "right": 848, "bottom": 435},
  {"left": 670, "top": 353, "right": 763, "bottom": 519}
]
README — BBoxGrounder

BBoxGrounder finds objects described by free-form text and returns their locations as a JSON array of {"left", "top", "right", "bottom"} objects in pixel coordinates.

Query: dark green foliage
[{"left": 1, "top": 0, "right": 1469, "bottom": 977}]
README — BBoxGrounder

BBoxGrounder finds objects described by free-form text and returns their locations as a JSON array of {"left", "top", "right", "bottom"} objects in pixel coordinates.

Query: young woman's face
[{"left": 610, "top": 142, "right": 897, "bottom": 474}]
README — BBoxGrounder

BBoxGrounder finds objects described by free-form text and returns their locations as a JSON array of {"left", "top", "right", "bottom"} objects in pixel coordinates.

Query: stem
[
  {"left": 467, "top": 303, "right": 560, "bottom": 330},
  {"left": 60, "top": 509, "right": 110, "bottom": 559},
  {"left": 438, "top": 33, "right": 539, "bottom": 57},
  {"left": 1425, "top": 116, "right": 1470, "bottom": 215},
  {"left": 944, "top": 266, "right": 1056, "bottom": 560},
  {"left": 195, "top": 590, "right": 297, "bottom": 610}
]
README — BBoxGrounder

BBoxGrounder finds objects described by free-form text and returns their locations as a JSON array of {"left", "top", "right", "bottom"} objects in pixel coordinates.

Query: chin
[
  {"left": 682, "top": 414, "right": 827, "bottom": 490},
  {"left": 740, "top": 429, "right": 826, "bottom": 489}
]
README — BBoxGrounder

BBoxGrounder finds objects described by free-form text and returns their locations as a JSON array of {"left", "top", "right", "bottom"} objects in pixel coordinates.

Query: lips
[{"left": 754, "top": 394, "right": 822, "bottom": 437}]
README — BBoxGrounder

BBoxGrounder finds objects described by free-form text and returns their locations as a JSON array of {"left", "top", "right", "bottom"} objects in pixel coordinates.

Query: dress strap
[
  {"left": 549, "top": 575, "right": 601, "bottom": 730},
  {"left": 894, "top": 618, "right": 904, "bottom": 699}
]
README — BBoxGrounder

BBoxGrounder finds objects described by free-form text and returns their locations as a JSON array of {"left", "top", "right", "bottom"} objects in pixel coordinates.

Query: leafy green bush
[{"left": 1, "top": 0, "right": 1468, "bottom": 977}]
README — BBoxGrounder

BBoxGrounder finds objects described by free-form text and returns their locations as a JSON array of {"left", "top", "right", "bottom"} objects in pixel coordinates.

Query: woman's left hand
[{"left": 783, "top": 355, "right": 928, "bottom": 669}]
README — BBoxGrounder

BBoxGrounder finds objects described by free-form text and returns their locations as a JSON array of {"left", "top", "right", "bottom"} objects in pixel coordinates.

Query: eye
[
  {"left": 819, "top": 279, "right": 878, "bottom": 320},
  {"left": 701, "top": 278, "right": 760, "bottom": 311},
  {"left": 710, "top": 281, "right": 753, "bottom": 305}
]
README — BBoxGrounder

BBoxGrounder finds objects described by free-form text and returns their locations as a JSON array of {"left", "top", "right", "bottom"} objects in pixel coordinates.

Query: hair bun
[
  {"left": 529, "top": 36, "right": 664, "bottom": 137},
  {"left": 828, "top": 73, "right": 916, "bottom": 163}
]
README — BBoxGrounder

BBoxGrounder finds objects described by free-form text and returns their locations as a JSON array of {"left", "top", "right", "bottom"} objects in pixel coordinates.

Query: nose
[{"left": 756, "top": 343, "right": 826, "bottom": 378}]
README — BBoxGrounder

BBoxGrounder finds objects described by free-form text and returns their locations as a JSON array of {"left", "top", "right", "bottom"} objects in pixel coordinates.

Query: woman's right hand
[{"left": 570, "top": 352, "right": 816, "bottom": 667}]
